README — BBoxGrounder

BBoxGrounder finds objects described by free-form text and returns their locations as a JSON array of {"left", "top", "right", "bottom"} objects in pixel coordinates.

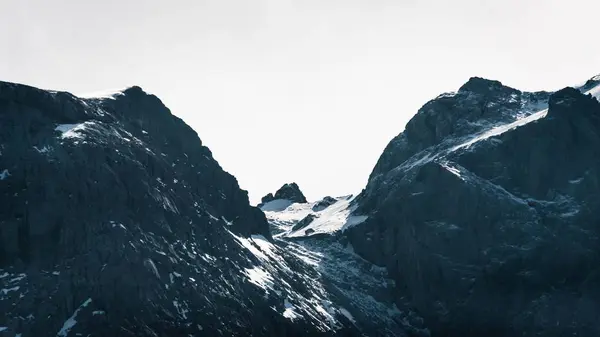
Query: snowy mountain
[{"left": 2, "top": 73, "right": 600, "bottom": 337}]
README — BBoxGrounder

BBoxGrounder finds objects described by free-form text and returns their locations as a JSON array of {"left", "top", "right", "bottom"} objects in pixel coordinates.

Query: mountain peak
[
  {"left": 261, "top": 182, "right": 307, "bottom": 205},
  {"left": 458, "top": 76, "right": 519, "bottom": 96}
]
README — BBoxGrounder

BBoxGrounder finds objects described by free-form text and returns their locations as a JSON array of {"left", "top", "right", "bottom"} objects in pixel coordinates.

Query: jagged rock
[
  {"left": 312, "top": 196, "right": 337, "bottom": 211},
  {"left": 291, "top": 214, "right": 317, "bottom": 232},
  {"left": 366, "top": 78, "right": 550, "bottom": 189},
  {"left": 348, "top": 76, "right": 600, "bottom": 337},
  {"left": 260, "top": 192, "right": 275, "bottom": 204},
  {"left": 274, "top": 183, "right": 307, "bottom": 203},
  {"left": 260, "top": 182, "right": 307, "bottom": 206}
]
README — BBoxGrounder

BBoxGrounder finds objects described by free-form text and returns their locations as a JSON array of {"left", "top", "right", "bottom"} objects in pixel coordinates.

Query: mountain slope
[
  {"left": 0, "top": 82, "right": 366, "bottom": 336},
  {"left": 343, "top": 75, "right": 600, "bottom": 336}
]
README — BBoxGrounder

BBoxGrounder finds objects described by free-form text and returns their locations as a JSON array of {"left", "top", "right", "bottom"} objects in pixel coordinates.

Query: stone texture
[
  {"left": 260, "top": 182, "right": 307, "bottom": 205},
  {"left": 0, "top": 82, "right": 356, "bottom": 337},
  {"left": 347, "top": 77, "right": 600, "bottom": 337}
]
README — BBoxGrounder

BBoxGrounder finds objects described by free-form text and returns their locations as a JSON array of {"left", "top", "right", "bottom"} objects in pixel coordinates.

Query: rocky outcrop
[
  {"left": 347, "top": 76, "right": 600, "bottom": 336},
  {"left": 291, "top": 214, "right": 317, "bottom": 232},
  {"left": 260, "top": 192, "right": 276, "bottom": 204},
  {"left": 260, "top": 182, "right": 307, "bottom": 205},
  {"left": 312, "top": 196, "right": 337, "bottom": 212},
  {"left": 366, "top": 78, "right": 550, "bottom": 190}
]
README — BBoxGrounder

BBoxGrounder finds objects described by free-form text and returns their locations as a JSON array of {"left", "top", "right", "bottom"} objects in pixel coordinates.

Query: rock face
[
  {"left": 346, "top": 76, "right": 600, "bottom": 336},
  {"left": 260, "top": 182, "right": 307, "bottom": 205},
  {"left": 291, "top": 214, "right": 317, "bottom": 232},
  {"left": 0, "top": 82, "right": 361, "bottom": 336},
  {"left": 312, "top": 196, "right": 337, "bottom": 212}
]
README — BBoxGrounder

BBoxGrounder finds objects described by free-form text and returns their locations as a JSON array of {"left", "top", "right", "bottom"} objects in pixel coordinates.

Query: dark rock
[
  {"left": 0, "top": 81, "right": 359, "bottom": 337},
  {"left": 366, "top": 77, "right": 550, "bottom": 190},
  {"left": 261, "top": 192, "right": 275, "bottom": 204},
  {"left": 304, "top": 228, "right": 315, "bottom": 236},
  {"left": 291, "top": 214, "right": 317, "bottom": 232},
  {"left": 274, "top": 182, "right": 307, "bottom": 203},
  {"left": 312, "top": 196, "right": 337, "bottom": 211},
  {"left": 260, "top": 182, "right": 307, "bottom": 205},
  {"left": 348, "top": 77, "right": 600, "bottom": 336}
]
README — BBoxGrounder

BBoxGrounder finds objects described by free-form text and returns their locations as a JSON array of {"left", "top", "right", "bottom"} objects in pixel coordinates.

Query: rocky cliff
[
  {"left": 0, "top": 82, "right": 367, "bottom": 336},
  {"left": 4, "top": 74, "right": 600, "bottom": 337},
  {"left": 345, "top": 75, "right": 600, "bottom": 336}
]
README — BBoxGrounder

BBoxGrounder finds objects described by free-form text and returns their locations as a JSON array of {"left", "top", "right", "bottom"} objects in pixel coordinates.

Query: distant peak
[
  {"left": 458, "top": 76, "right": 518, "bottom": 96},
  {"left": 260, "top": 182, "right": 307, "bottom": 205}
]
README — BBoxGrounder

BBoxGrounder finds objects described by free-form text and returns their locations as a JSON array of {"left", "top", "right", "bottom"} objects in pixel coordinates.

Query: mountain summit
[{"left": 260, "top": 182, "right": 307, "bottom": 206}]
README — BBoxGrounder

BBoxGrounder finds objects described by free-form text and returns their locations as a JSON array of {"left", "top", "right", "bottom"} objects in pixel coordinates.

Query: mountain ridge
[{"left": 2, "top": 73, "right": 600, "bottom": 336}]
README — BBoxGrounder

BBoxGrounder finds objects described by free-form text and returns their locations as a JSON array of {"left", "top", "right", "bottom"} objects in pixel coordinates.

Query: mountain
[
  {"left": 0, "top": 83, "right": 394, "bottom": 336},
  {"left": 346, "top": 75, "right": 600, "bottom": 336},
  {"left": 2, "top": 73, "right": 600, "bottom": 337},
  {"left": 259, "top": 183, "right": 308, "bottom": 208},
  {"left": 266, "top": 74, "right": 600, "bottom": 337}
]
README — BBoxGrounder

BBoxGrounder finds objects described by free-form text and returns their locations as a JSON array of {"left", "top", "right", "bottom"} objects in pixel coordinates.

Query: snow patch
[
  {"left": 339, "top": 308, "right": 356, "bottom": 323},
  {"left": 569, "top": 177, "right": 584, "bottom": 184},
  {"left": 55, "top": 122, "right": 95, "bottom": 139},
  {"left": 440, "top": 162, "right": 464, "bottom": 180},
  {"left": 34, "top": 145, "right": 51, "bottom": 153},
  {"left": 260, "top": 199, "right": 294, "bottom": 212},
  {"left": 229, "top": 231, "right": 269, "bottom": 261},
  {"left": 0, "top": 169, "right": 10, "bottom": 180},
  {"left": 283, "top": 299, "right": 301, "bottom": 320},
  {"left": 245, "top": 266, "right": 274, "bottom": 291},
  {"left": 57, "top": 298, "right": 92, "bottom": 337},
  {"left": 452, "top": 108, "right": 548, "bottom": 152},
  {"left": 266, "top": 195, "right": 368, "bottom": 238},
  {"left": 1, "top": 286, "right": 20, "bottom": 295}
]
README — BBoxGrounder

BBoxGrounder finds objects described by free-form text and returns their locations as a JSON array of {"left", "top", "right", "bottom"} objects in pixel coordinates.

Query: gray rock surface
[
  {"left": 0, "top": 82, "right": 360, "bottom": 337},
  {"left": 346, "top": 77, "right": 600, "bottom": 336},
  {"left": 291, "top": 214, "right": 317, "bottom": 232},
  {"left": 312, "top": 196, "right": 337, "bottom": 212}
]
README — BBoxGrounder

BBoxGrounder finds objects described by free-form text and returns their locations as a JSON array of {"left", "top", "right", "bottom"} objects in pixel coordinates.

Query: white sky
[{"left": 1, "top": 0, "right": 599, "bottom": 204}]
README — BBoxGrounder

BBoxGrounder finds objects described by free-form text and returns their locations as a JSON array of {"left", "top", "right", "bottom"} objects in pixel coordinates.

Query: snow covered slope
[{"left": 261, "top": 195, "right": 367, "bottom": 238}]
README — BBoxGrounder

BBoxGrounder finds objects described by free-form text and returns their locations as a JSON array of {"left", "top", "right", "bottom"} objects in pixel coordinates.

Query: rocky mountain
[
  {"left": 260, "top": 183, "right": 308, "bottom": 207},
  {"left": 3, "top": 73, "right": 600, "bottom": 337},
  {"left": 346, "top": 75, "right": 600, "bottom": 336},
  {"left": 0, "top": 83, "right": 395, "bottom": 336},
  {"left": 265, "top": 74, "right": 600, "bottom": 337}
]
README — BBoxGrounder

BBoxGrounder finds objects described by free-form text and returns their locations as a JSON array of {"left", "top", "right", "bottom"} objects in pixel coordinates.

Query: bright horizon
[{"left": 2, "top": 0, "right": 599, "bottom": 204}]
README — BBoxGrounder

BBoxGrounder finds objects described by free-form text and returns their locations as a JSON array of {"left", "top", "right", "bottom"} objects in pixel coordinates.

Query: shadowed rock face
[
  {"left": 261, "top": 182, "right": 307, "bottom": 205},
  {"left": 0, "top": 82, "right": 362, "bottom": 337},
  {"left": 348, "top": 77, "right": 600, "bottom": 336}
]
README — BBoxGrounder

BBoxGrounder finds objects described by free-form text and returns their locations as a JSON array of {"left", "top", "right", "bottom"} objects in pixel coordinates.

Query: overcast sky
[{"left": 1, "top": 0, "right": 599, "bottom": 203}]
